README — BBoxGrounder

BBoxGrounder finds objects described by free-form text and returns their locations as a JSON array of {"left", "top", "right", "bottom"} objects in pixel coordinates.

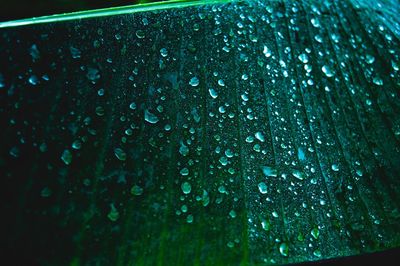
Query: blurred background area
[{"left": 0, "top": 0, "right": 172, "bottom": 22}]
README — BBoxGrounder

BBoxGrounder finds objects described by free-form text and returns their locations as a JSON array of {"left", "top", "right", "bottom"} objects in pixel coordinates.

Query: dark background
[{"left": 0, "top": 0, "right": 167, "bottom": 22}]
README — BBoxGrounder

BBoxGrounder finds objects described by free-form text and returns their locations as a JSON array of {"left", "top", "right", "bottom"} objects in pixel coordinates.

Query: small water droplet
[
  {"left": 331, "top": 164, "right": 339, "bottom": 172},
  {"left": 129, "top": 102, "right": 137, "bottom": 110},
  {"left": 373, "top": 77, "right": 383, "bottom": 86},
  {"left": 179, "top": 142, "right": 189, "bottom": 156},
  {"left": 61, "top": 149, "right": 72, "bottom": 165},
  {"left": 258, "top": 182, "right": 268, "bottom": 194},
  {"left": 229, "top": 210, "right": 237, "bottom": 218},
  {"left": 311, "top": 226, "right": 320, "bottom": 239},
  {"left": 322, "top": 65, "right": 335, "bottom": 77},
  {"left": 186, "top": 214, "right": 193, "bottom": 223},
  {"left": 366, "top": 54, "right": 375, "bottom": 64},
  {"left": 131, "top": 185, "right": 143, "bottom": 196},
  {"left": 114, "top": 148, "right": 127, "bottom": 161},
  {"left": 189, "top": 77, "right": 199, "bottom": 87},
  {"left": 292, "top": 169, "right": 306, "bottom": 180},
  {"left": 180, "top": 168, "right": 189, "bottom": 176},
  {"left": 135, "top": 30, "right": 145, "bottom": 38},
  {"left": 298, "top": 53, "right": 309, "bottom": 64},
  {"left": 209, "top": 88, "right": 218, "bottom": 98},
  {"left": 262, "top": 166, "right": 277, "bottom": 177},
  {"left": 40, "top": 187, "right": 52, "bottom": 198},
  {"left": 279, "top": 242, "right": 289, "bottom": 257},
  {"left": 218, "top": 79, "right": 225, "bottom": 86},
  {"left": 263, "top": 45, "right": 272, "bottom": 57},
  {"left": 28, "top": 75, "right": 39, "bottom": 85},
  {"left": 160, "top": 48, "right": 168, "bottom": 57},
  {"left": 87, "top": 68, "right": 100, "bottom": 81},
  {"left": 72, "top": 140, "right": 82, "bottom": 150},
  {"left": 70, "top": 46, "right": 81, "bottom": 59},
  {"left": 107, "top": 204, "right": 119, "bottom": 222}
]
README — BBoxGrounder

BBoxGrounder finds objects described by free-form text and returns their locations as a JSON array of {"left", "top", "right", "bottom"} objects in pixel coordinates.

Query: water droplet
[
  {"left": 258, "top": 182, "right": 268, "bottom": 194},
  {"left": 9, "top": 147, "right": 19, "bottom": 158},
  {"left": 279, "top": 242, "right": 289, "bottom": 257},
  {"left": 331, "top": 164, "right": 339, "bottom": 172},
  {"left": 114, "top": 148, "right": 127, "bottom": 161},
  {"left": 72, "top": 140, "right": 82, "bottom": 150},
  {"left": 131, "top": 185, "right": 143, "bottom": 196},
  {"left": 189, "top": 77, "right": 199, "bottom": 87},
  {"left": 179, "top": 142, "right": 189, "bottom": 156},
  {"left": 30, "top": 44, "right": 40, "bottom": 61},
  {"left": 181, "top": 182, "right": 191, "bottom": 194},
  {"left": 263, "top": 45, "right": 272, "bottom": 57},
  {"left": 202, "top": 190, "right": 210, "bottom": 207},
  {"left": 87, "top": 68, "right": 100, "bottom": 81},
  {"left": 313, "top": 250, "right": 322, "bottom": 258},
  {"left": 298, "top": 53, "right": 309, "bottom": 64},
  {"left": 70, "top": 46, "right": 81, "bottom": 59},
  {"left": 298, "top": 147, "right": 306, "bottom": 161},
  {"left": 107, "top": 204, "right": 119, "bottom": 222},
  {"left": 229, "top": 210, "right": 237, "bottom": 218},
  {"left": 373, "top": 77, "right": 383, "bottom": 86},
  {"left": 160, "top": 48, "right": 168, "bottom": 57},
  {"left": 61, "top": 149, "right": 72, "bottom": 165},
  {"left": 186, "top": 214, "right": 193, "bottom": 223},
  {"left": 209, "top": 88, "right": 218, "bottom": 98},
  {"left": 135, "top": 30, "right": 145, "bottom": 39},
  {"left": 322, "top": 65, "right": 335, "bottom": 77},
  {"left": 218, "top": 79, "right": 225, "bottom": 86},
  {"left": 261, "top": 219, "right": 271, "bottom": 231},
  {"left": 28, "top": 75, "right": 39, "bottom": 85},
  {"left": 40, "top": 187, "right": 52, "bottom": 198},
  {"left": 262, "top": 166, "right": 277, "bottom": 177},
  {"left": 225, "top": 149, "right": 234, "bottom": 158},
  {"left": 255, "top": 132, "right": 265, "bottom": 142},
  {"left": 366, "top": 54, "right": 375, "bottom": 64},
  {"left": 292, "top": 169, "right": 306, "bottom": 180},
  {"left": 144, "top": 109, "right": 159, "bottom": 124},
  {"left": 180, "top": 168, "right": 189, "bottom": 176},
  {"left": 311, "top": 226, "right": 320, "bottom": 239},
  {"left": 129, "top": 102, "right": 137, "bottom": 110}
]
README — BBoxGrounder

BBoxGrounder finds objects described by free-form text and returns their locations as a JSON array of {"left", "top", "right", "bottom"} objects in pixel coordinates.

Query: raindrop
[
  {"left": 331, "top": 164, "right": 339, "bottom": 172},
  {"left": 279, "top": 242, "right": 289, "bottom": 257},
  {"left": 181, "top": 182, "right": 191, "bottom": 194},
  {"left": 298, "top": 53, "right": 309, "bottom": 64},
  {"left": 70, "top": 46, "right": 81, "bottom": 59},
  {"left": 218, "top": 79, "right": 225, "bottom": 86},
  {"left": 61, "top": 149, "right": 72, "bottom": 165},
  {"left": 107, "top": 204, "right": 119, "bottom": 222},
  {"left": 189, "top": 77, "right": 199, "bottom": 87},
  {"left": 292, "top": 169, "right": 306, "bottom": 180},
  {"left": 40, "top": 187, "right": 52, "bottom": 198},
  {"left": 129, "top": 102, "right": 137, "bottom": 110},
  {"left": 311, "top": 226, "right": 320, "bottom": 239},
  {"left": 366, "top": 54, "right": 375, "bottom": 64},
  {"left": 262, "top": 166, "right": 278, "bottom": 177},
  {"left": 160, "top": 48, "right": 168, "bottom": 57},
  {"left": 72, "top": 140, "right": 82, "bottom": 150},
  {"left": 131, "top": 185, "right": 143, "bottom": 196},
  {"left": 373, "top": 77, "right": 383, "bottom": 86},
  {"left": 87, "top": 68, "right": 100, "bottom": 81},
  {"left": 136, "top": 30, "right": 145, "bottom": 38},
  {"left": 229, "top": 210, "right": 237, "bottom": 218},
  {"left": 258, "top": 182, "right": 268, "bottom": 194},
  {"left": 186, "top": 214, "right": 193, "bottom": 223},
  {"left": 114, "top": 148, "right": 127, "bottom": 161},
  {"left": 144, "top": 109, "right": 159, "bottom": 124},
  {"left": 322, "top": 65, "right": 335, "bottom": 77},
  {"left": 28, "top": 75, "right": 39, "bottom": 85},
  {"left": 255, "top": 132, "right": 265, "bottom": 142},
  {"left": 263, "top": 45, "right": 272, "bottom": 58},
  {"left": 180, "top": 168, "right": 189, "bottom": 176},
  {"left": 209, "top": 88, "right": 218, "bottom": 98},
  {"left": 179, "top": 142, "right": 189, "bottom": 156}
]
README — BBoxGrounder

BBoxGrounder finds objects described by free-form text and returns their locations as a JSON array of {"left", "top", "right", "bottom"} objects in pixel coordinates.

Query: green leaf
[{"left": 0, "top": 0, "right": 399, "bottom": 265}]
